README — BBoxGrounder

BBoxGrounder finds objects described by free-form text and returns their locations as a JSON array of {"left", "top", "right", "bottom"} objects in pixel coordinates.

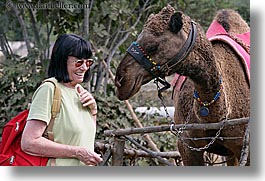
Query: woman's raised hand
[{"left": 75, "top": 84, "right": 97, "bottom": 116}]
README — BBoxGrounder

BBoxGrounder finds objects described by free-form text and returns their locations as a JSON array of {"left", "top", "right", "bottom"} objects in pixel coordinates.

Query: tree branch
[
  {"left": 101, "top": 60, "right": 160, "bottom": 152},
  {"left": 10, "top": 2, "right": 31, "bottom": 55},
  {"left": 104, "top": 117, "right": 249, "bottom": 136},
  {"left": 95, "top": 141, "right": 180, "bottom": 159},
  {"left": 123, "top": 135, "right": 175, "bottom": 166},
  {"left": 239, "top": 122, "right": 250, "bottom": 166},
  {"left": 83, "top": 0, "right": 94, "bottom": 38}
]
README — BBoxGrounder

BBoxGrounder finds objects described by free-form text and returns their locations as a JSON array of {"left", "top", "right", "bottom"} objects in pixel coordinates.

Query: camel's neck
[
  {"left": 189, "top": 59, "right": 221, "bottom": 102},
  {"left": 175, "top": 34, "right": 222, "bottom": 100}
]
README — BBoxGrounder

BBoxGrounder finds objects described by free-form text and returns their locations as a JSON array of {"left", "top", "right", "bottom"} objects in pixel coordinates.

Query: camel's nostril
[
  {"left": 115, "top": 80, "right": 121, "bottom": 88},
  {"left": 115, "top": 76, "right": 124, "bottom": 88}
]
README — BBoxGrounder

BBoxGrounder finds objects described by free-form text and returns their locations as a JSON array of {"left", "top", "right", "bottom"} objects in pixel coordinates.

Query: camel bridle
[{"left": 127, "top": 20, "right": 197, "bottom": 96}]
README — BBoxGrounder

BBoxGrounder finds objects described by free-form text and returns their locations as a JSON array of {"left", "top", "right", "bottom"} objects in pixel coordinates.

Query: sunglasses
[{"left": 73, "top": 58, "right": 94, "bottom": 67}]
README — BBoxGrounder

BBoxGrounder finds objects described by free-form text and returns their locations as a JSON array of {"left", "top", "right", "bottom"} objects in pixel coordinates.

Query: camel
[{"left": 115, "top": 5, "right": 250, "bottom": 166}]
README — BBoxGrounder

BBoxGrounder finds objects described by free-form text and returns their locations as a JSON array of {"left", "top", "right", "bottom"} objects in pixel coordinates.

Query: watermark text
[{"left": 6, "top": 1, "right": 90, "bottom": 10}]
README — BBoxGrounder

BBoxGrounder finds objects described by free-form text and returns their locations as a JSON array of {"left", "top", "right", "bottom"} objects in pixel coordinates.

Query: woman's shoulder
[
  {"left": 42, "top": 77, "right": 58, "bottom": 86},
  {"left": 40, "top": 77, "right": 58, "bottom": 89},
  {"left": 33, "top": 78, "right": 57, "bottom": 97}
]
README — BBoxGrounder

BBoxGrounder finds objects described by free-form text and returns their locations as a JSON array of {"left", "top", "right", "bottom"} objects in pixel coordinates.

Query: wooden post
[{"left": 111, "top": 137, "right": 125, "bottom": 166}]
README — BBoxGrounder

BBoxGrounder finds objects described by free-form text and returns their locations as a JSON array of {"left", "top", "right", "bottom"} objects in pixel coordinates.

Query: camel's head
[{"left": 115, "top": 4, "right": 196, "bottom": 100}]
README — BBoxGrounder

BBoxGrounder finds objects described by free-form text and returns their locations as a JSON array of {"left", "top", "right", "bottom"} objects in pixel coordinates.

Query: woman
[{"left": 21, "top": 34, "right": 103, "bottom": 166}]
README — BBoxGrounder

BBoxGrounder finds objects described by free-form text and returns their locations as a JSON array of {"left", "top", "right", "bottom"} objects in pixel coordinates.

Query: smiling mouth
[{"left": 75, "top": 72, "right": 84, "bottom": 77}]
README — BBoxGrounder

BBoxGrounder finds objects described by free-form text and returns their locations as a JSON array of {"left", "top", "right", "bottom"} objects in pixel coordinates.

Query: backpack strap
[{"left": 42, "top": 78, "right": 61, "bottom": 142}]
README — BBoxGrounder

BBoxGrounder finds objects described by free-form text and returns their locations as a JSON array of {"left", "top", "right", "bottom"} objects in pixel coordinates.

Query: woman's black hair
[{"left": 48, "top": 34, "right": 93, "bottom": 83}]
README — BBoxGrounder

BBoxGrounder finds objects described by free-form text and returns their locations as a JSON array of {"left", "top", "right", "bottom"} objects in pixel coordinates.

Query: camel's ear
[{"left": 169, "top": 12, "right": 183, "bottom": 33}]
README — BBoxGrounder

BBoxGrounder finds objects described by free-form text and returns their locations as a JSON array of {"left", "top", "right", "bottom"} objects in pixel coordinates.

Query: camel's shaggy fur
[
  {"left": 115, "top": 5, "right": 250, "bottom": 166},
  {"left": 215, "top": 9, "right": 250, "bottom": 54},
  {"left": 144, "top": 6, "right": 175, "bottom": 36}
]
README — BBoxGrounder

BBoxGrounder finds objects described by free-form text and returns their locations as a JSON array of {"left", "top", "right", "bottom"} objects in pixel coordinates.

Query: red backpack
[{"left": 0, "top": 78, "right": 61, "bottom": 166}]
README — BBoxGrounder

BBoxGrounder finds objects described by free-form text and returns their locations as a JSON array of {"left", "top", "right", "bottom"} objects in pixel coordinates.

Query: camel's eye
[{"left": 145, "top": 45, "right": 158, "bottom": 55}]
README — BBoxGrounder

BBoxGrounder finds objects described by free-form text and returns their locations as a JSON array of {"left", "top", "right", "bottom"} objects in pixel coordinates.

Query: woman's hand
[
  {"left": 76, "top": 84, "right": 97, "bottom": 116},
  {"left": 75, "top": 147, "right": 103, "bottom": 166}
]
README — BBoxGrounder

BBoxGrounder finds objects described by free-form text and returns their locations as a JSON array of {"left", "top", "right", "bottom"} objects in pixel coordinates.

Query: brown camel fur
[{"left": 115, "top": 5, "right": 250, "bottom": 166}]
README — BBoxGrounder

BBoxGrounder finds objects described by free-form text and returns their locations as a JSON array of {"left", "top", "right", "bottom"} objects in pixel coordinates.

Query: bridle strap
[
  {"left": 126, "top": 20, "right": 197, "bottom": 94},
  {"left": 127, "top": 43, "right": 170, "bottom": 93},
  {"left": 160, "top": 21, "right": 197, "bottom": 76},
  {"left": 127, "top": 42, "right": 157, "bottom": 77},
  {"left": 155, "top": 77, "right": 171, "bottom": 100}
]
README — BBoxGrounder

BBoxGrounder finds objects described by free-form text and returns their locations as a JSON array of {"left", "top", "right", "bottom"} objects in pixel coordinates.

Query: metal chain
[
  {"left": 155, "top": 80, "right": 189, "bottom": 137},
  {"left": 178, "top": 120, "right": 225, "bottom": 152},
  {"left": 169, "top": 113, "right": 190, "bottom": 137},
  {"left": 155, "top": 80, "right": 226, "bottom": 152}
]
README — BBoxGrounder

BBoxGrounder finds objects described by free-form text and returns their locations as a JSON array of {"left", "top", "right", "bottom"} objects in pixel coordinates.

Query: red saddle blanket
[{"left": 171, "top": 20, "right": 250, "bottom": 91}]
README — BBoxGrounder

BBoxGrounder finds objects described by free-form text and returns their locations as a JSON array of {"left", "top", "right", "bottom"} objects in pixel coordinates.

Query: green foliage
[
  {"left": 95, "top": 92, "right": 177, "bottom": 165},
  {"left": 172, "top": 0, "right": 241, "bottom": 31},
  {"left": 95, "top": 91, "right": 133, "bottom": 139},
  {"left": 0, "top": 53, "right": 45, "bottom": 126}
]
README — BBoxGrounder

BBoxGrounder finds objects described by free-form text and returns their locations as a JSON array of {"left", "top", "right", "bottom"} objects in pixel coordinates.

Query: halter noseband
[{"left": 127, "top": 20, "right": 197, "bottom": 94}]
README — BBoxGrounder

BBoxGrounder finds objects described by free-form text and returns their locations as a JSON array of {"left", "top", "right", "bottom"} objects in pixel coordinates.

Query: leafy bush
[{"left": 0, "top": 53, "right": 45, "bottom": 126}]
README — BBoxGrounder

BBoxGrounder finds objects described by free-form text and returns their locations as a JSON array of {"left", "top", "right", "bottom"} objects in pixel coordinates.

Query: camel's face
[
  {"left": 114, "top": 44, "right": 152, "bottom": 100},
  {"left": 115, "top": 10, "right": 188, "bottom": 100}
]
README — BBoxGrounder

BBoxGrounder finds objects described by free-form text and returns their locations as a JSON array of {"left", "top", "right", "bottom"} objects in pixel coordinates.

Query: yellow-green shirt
[{"left": 27, "top": 78, "right": 96, "bottom": 166}]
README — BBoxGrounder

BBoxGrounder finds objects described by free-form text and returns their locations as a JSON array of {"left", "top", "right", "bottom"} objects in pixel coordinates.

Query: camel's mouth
[{"left": 115, "top": 74, "right": 143, "bottom": 100}]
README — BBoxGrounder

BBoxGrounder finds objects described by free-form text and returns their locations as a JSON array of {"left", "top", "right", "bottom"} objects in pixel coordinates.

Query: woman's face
[{"left": 66, "top": 56, "right": 94, "bottom": 87}]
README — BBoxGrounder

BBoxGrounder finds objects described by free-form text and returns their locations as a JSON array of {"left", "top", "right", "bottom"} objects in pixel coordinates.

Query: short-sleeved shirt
[{"left": 27, "top": 78, "right": 96, "bottom": 166}]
